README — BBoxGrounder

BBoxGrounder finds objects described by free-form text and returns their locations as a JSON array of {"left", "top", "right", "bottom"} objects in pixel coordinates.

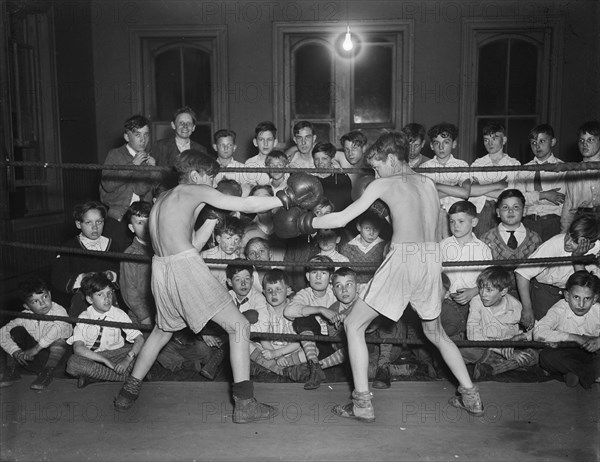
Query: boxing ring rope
[{"left": 1, "top": 159, "right": 598, "bottom": 350}]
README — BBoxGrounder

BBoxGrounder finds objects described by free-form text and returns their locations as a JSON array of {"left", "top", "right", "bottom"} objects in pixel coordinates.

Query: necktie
[
  {"left": 235, "top": 297, "right": 249, "bottom": 310},
  {"left": 91, "top": 318, "right": 105, "bottom": 351},
  {"left": 533, "top": 169, "right": 542, "bottom": 192},
  {"left": 507, "top": 231, "right": 518, "bottom": 250}
]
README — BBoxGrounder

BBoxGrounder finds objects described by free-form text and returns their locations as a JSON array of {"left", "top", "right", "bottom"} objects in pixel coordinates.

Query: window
[
  {"left": 129, "top": 26, "right": 228, "bottom": 149},
  {"left": 275, "top": 20, "right": 413, "bottom": 145},
  {"left": 459, "top": 18, "right": 564, "bottom": 163},
  {"left": 5, "top": 8, "right": 62, "bottom": 225}
]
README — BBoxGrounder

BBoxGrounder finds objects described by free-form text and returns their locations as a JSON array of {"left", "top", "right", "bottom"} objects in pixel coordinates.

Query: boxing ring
[{"left": 0, "top": 160, "right": 599, "bottom": 461}]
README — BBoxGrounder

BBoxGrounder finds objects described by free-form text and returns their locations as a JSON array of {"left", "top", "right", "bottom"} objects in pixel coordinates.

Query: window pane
[
  {"left": 155, "top": 48, "right": 182, "bottom": 121},
  {"left": 508, "top": 40, "right": 538, "bottom": 115},
  {"left": 477, "top": 39, "right": 508, "bottom": 115},
  {"left": 507, "top": 117, "right": 538, "bottom": 163},
  {"left": 183, "top": 47, "right": 211, "bottom": 121},
  {"left": 294, "top": 43, "right": 332, "bottom": 117},
  {"left": 353, "top": 44, "right": 392, "bottom": 125}
]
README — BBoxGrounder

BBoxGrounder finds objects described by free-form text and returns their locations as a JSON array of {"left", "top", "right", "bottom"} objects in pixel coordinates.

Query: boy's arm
[
  {"left": 515, "top": 273, "right": 535, "bottom": 330},
  {"left": 0, "top": 319, "right": 24, "bottom": 356},
  {"left": 192, "top": 219, "right": 219, "bottom": 251},
  {"left": 72, "top": 340, "right": 115, "bottom": 368},
  {"left": 465, "top": 299, "right": 485, "bottom": 340},
  {"left": 532, "top": 307, "right": 569, "bottom": 343},
  {"left": 560, "top": 177, "right": 576, "bottom": 233},
  {"left": 435, "top": 180, "right": 471, "bottom": 199},
  {"left": 469, "top": 180, "right": 508, "bottom": 198},
  {"left": 269, "top": 342, "right": 301, "bottom": 359},
  {"left": 37, "top": 308, "right": 73, "bottom": 350}
]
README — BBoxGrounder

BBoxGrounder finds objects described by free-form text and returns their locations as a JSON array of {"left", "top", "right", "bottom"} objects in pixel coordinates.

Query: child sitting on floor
[
  {"left": 534, "top": 271, "right": 600, "bottom": 389},
  {"left": 462, "top": 267, "right": 537, "bottom": 380}
]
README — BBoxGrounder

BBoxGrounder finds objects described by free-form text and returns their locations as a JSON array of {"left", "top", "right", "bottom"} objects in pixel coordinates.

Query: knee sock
[
  {"left": 299, "top": 331, "right": 319, "bottom": 363},
  {"left": 377, "top": 344, "right": 392, "bottom": 367},
  {"left": 45, "top": 343, "right": 67, "bottom": 369},
  {"left": 122, "top": 375, "right": 143, "bottom": 397},
  {"left": 320, "top": 349, "right": 346, "bottom": 369},
  {"left": 85, "top": 362, "right": 128, "bottom": 382}
]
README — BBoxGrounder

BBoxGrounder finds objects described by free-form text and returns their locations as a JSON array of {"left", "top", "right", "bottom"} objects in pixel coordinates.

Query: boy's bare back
[
  {"left": 149, "top": 184, "right": 209, "bottom": 257},
  {"left": 378, "top": 172, "right": 439, "bottom": 244}
]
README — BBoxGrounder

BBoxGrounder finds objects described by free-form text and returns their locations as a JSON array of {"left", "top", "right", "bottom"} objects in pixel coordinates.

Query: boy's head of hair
[
  {"left": 265, "top": 150, "right": 288, "bottom": 167},
  {"left": 578, "top": 120, "right": 600, "bottom": 138},
  {"left": 482, "top": 122, "right": 506, "bottom": 137},
  {"left": 172, "top": 106, "right": 197, "bottom": 125},
  {"left": 528, "top": 124, "right": 555, "bottom": 140},
  {"left": 356, "top": 211, "right": 383, "bottom": 243},
  {"left": 292, "top": 120, "right": 315, "bottom": 137},
  {"left": 340, "top": 130, "right": 368, "bottom": 148},
  {"left": 262, "top": 269, "right": 291, "bottom": 307},
  {"left": 312, "top": 141, "right": 336, "bottom": 159},
  {"left": 249, "top": 184, "right": 274, "bottom": 197},
  {"left": 448, "top": 200, "right": 477, "bottom": 218},
  {"left": 80, "top": 272, "right": 113, "bottom": 298},
  {"left": 226, "top": 264, "right": 254, "bottom": 297},
  {"left": 427, "top": 123, "right": 458, "bottom": 142},
  {"left": 176, "top": 149, "right": 220, "bottom": 183},
  {"left": 402, "top": 123, "right": 426, "bottom": 143},
  {"left": 331, "top": 267, "right": 358, "bottom": 304},
  {"left": 477, "top": 266, "right": 512, "bottom": 292},
  {"left": 564, "top": 271, "right": 600, "bottom": 316},
  {"left": 225, "top": 264, "right": 253, "bottom": 280},
  {"left": 124, "top": 115, "right": 150, "bottom": 133},
  {"left": 254, "top": 121, "right": 277, "bottom": 138},
  {"left": 305, "top": 255, "right": 335, "bottom": 275},
  {"left": 244, "top": 237, "right": 272, "bottom": 261},
  {"left": 213, "top": 129, "right": 236, "bottom": 144},
  {"left": 313, "top": 197, "right": 335, "bottom": 216},
  {"left": 567, "top": 215, "right": 599, "bottom": 244},
  {"left": 73, "top": 201, "right": 106, "bottom": 222},
  {"left": 124, "top": 201, "right": 152, "bottom": 225},
  {"left": 262, "top": 268, "right": 290, "bottom": 290},
  {"left": 217, "top": 178, "right": 243, "bottom": 197},
  {"left": 365, "top": 131, "right": 409, "bottom": 163},
  {"left": 331, "top": 267, "right": 357, "bottom": 285},
  {"left": 496, "top": 189, "right": 526, "bottom": 209},
  {"left": 215, "top": 216, "right": 244, "bottom": 239},
  {"left": 18, "top": 277, "right": 51, "bottom": 307}
]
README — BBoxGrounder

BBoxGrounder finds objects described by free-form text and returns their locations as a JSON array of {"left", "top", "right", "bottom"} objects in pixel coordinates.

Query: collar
[
  {"left": 79, "top": 234, "right": 109, "bottom": 251},
  {"left": 126, "top": 144, "right": 138, "bottom": 157},
  {"left": 498, "top": 223, "right": 526, "bottom": 234},
  {"left": 533, "top": 153, "right": 558, "bottom": 165},
  {"left": 86, "top": 305, "right": 114, "bottom": 320},
  {"left": 175, "top": 137, "right": 191, "bottom": 152}
]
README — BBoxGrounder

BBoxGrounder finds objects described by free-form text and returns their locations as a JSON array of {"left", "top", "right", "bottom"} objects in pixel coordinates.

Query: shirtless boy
[
  {"left": 114, "top": 149, "right": 322, "bottom": 423},
  {"left": 274, "top": 132, "right": 484, "bottom": 422}
]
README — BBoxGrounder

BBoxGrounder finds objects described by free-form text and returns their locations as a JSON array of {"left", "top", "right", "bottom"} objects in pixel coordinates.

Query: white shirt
[
  {"left": 420, "top": 155, "right": 471, "bottom": 212},
  {"left": 440, "top": 234, "right": 493, "bottom": 292},
  {"left": 533, "top": 299, "right": 600, "bottom": 342},
  {"left": 214, "top": 159, "right": 253, "bottom": 196},
  {"left": 68, "top": 305, "right": 142, "bottom": 352},
  {"left": 125, "top": 144, "right": 141, "bottom": 204},
  {"left": 498, "top": 223, "right": 527, "bottom": 247},
  {"left": 467, "top": 294, "right": 523, "bottom": 341},
  {"left": 470, "top": 153, "right": 521, "bottom": 212},
  {"left": 244, "top": 154, "right": 271, "bottom": 187},
  {"left": 288, "top": 287, "right": 337, "bottom": 335},
  {"left": 514, "top": 233, "right": 600, "bottom": 287},
  {"left": 517, "top": 154, "right": 566, "bottom": 217},
  {"left": 0, "top": 302, "right": 73, "bottom": 356},
  {"left": 228, "top": 287, "right": 269, "bottom": 333},
  {"left": 344, "top": 235, "right": 384, "bottom": 254}
]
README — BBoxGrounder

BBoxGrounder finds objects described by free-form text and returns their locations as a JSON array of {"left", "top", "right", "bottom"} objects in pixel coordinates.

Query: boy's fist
[
  {"left": 276, "top": 173, "right": 323, "bottom": 210},
  {"left": 273, "top": 207, "right": 315, "bottom": 238}
]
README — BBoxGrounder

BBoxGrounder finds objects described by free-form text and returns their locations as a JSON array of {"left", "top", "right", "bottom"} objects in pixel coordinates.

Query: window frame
[
  {"left": 129, "top": 25, "right": 228, "bottom": 145},
  {"left": 273, "top": 20, "right": 414, "bottom": 145},
  {"left": 459, "top": 17, "right": 564, "bottom": 163}
]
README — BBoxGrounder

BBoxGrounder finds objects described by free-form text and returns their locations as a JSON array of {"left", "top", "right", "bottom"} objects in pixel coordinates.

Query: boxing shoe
[
  {"left": 232, "top": 396, "right": 278, "bottom": 424},
  {"left": 304, "top": 360, "right": 325, "bottom": 390},
  {"left": 332, "top": 390, "right": 375, "bottom": 423},
  {"left": 448, "top": 384, "right": 484, "bottom": 416}
]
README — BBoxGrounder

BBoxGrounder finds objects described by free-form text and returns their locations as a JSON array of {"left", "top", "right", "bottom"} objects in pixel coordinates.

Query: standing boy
[
  {"left": 401, "top": 123, "right": 430, "bottom": 169},
  {"left": 275, "top": 132, "right": 484, "bottom": 421},
  {"left": 115, "top": 149, "right": 320, "bottom": 423},
  {"left": 245, "top": 121, "right": 278, "bottom": 188}
]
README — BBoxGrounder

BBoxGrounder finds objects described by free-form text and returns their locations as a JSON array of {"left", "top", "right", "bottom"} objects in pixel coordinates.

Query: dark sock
[{"left": 232, "top": 380, "right": 253, "bottom": 400}]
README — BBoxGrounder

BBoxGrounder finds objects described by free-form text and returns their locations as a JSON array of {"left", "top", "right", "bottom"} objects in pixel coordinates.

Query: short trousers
[
  {"left": 363, "top": 242, "right": 442, "bottom": 321},
  {"left": 151, "top": 249, "right": 232, "bottom": 333}
]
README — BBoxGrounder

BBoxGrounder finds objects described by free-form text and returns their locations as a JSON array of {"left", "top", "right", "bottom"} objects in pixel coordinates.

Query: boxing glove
[
  {"left": 276, "top": 172, "right": 323, "bottom": 210},
  {"left": 273, "top": 207, "right": 316, "bottom": 239}
]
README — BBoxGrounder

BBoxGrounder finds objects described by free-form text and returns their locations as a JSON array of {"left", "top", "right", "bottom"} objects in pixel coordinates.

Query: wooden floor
[{"left": 1, "top": 378, "right": 598, "bottom": 461}]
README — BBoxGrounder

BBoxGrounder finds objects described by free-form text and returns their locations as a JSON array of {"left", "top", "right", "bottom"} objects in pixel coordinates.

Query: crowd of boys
[{"left": 1, "top": 109, "right": 598, "bottom": 416}]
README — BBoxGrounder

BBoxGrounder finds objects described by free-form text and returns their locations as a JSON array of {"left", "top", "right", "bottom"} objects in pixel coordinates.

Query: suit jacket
[{"left": 151, "top": 137, "right": 207, "bottom": 191}]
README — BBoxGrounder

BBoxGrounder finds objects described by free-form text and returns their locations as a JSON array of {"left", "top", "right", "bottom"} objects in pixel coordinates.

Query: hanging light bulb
[{"left": 342, "top": 25, "right": 353, "bottom": 51}]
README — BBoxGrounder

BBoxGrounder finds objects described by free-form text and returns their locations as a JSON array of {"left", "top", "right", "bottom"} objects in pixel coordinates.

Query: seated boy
[
  {"left": 401, "top": 122, "right": 430, "bottom": 169},
  {"left": 518, "top": 124, "right": 566, "bottom": 241},
  {"left": 249, "top": 269, "right": 306, "bottom": 377},
  {"left": 534, "top": 271, "right": 600, "bottom": 389},
  {"left": 52, "top": 201, "right": 123, "bottom": 317},
  {"left": 440, "top": 200, "right": 493, "bottom": 318},
  {"left": 212, "top": 129, "right": 252, "bottom": 196},
  {"left": 481, "top": 189, "right": 543, "bottom": 297},
  {"left": 265, "top": 150, "right": 290, "bottom": 194},
  {"left": 315, "top": 229, "right": 350, "bottom": 265},
  {"left": 339, "top": 211, "right": 389, "bottom": 293},
  {"left": 284, "top": 255, "right": 339, "bottom": 389},
  {"left": 200, "top": 216, "right": 245, "bottom": 287},
  {"left": 420, "top": 123, "right": 471, "bottom": 240},
  {"left": 312, "top": 141, "right": 353, "bottom": 213},
  {"left": 515, "top": 214, "right": 600, "bottom": 329},
  {"left": 244, "top": 237, "right": 278, "bottom": 292},
  {"left": 462, "top": 267, "right": 537, "bottom": 380},
  {"left": 245, "top": 121, "right": 278, "bottom": 188},
  {"left": 469, "top": 122, "right": 518, "bottom": 236},
  {"left": 119, "top": 201, "right": 155, "bottom": 327},
  {"left": 100, "top": 115, "right": 161, "bottom": 249},
  {"left": 0, "top": 277, "right": 72, "bottom": 390},
  {"left": 66, "top": 273, "right": 144, "bottom": 388}
]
